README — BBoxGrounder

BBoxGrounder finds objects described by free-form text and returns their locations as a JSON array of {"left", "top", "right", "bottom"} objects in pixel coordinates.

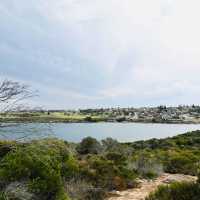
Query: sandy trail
[{"left": 107, "top": 173, "right": 197, "bottom": 200}]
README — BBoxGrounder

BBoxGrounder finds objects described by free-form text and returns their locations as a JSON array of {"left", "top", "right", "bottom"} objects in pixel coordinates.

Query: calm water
[{"left": 1, "top": 122, "right": 200, "bottom": 142}]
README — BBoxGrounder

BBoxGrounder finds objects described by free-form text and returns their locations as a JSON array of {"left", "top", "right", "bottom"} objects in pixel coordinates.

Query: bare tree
[
  {"left": 0, "top": 79, "right": 54, "bottom": 141},
  {"left": 0, "top": 79, "right": 37, "bottom": 113}
]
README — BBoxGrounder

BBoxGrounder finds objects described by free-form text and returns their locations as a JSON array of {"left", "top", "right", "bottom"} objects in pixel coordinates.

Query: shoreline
[{"left": 1, "top": 118, "right": 200, "bottom": 124}]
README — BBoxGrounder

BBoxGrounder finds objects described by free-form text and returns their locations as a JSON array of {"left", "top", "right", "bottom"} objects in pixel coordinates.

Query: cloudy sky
[{"left": 1, "top": 0, "right": 200, "bottom": 109}]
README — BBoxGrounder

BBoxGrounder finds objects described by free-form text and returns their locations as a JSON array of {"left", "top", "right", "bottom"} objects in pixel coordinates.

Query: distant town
[
  {"left": 1, "top": 105, "right": 200, "bottom": 124},
  {"left": 77, "top": 105, "right": 200, "bottom": 123}
]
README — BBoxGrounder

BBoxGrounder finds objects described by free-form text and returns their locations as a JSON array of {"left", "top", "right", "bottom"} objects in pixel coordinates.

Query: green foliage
[
  {"left": 83, "top": 155, "right": 120, "bottom": 188},
  {"left": 105, "top": 152, "right": 126, "bottom": 166},
  {"left": 76, "top": 137, "right": 102, "bottom": 155},
  {"left": 165, "top": 152, "right": 198, "bottom": 175},
  {"left": 84, "top": 116, "right": 93, "bottom": 122},
  {"left": 102, "top": 138, "right": 121, "bottom": 152},
  {"left": 83, "top": 116, "right": 105, "bottom": 122},
  {"left": 102, "top": 138, "right": 133, "bottom": 158},
  {"left": 0, "top": 141, "right": 16, "bottom": 159},
  {"left": 132, "top": 130, "right": 200, "bottom": 150},
  {"left": 130, "top": 130, "right": 200, "bottom": 176},
  {"left": 0, "top": 130, "right": 200, "bottom": 200},
  {"left": 80, "top": 155, "right": 136, "bottom": 191},
  {"left": 0, "top": 192, "right": 7, "bottom": 200},
  {"left": 55, "top": 188, "right": 70, "bottom": 200},
  {"left": 146, "top": 165, "right": 200, "bottom": 200},
  {"left": 146, "top": 182, "right": 200, "bottom": 200},
  {"left": 0, "top": 139, "right": 77, "bottom": 199},
  {"left": 116, "top": 117, "right": 126, "bottom": 122}
]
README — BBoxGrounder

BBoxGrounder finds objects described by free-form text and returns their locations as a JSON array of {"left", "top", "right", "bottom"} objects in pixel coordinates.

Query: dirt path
[{"left": 107, "top": 173, "right": 197, "bottom": 200}]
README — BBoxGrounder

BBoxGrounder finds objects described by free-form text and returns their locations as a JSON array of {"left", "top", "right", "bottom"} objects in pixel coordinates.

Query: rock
[
  {"left": 162, "top": 178, "right": 174, "bottom": 184},
  {"left": 5, "top": 182, "right": 36, "bottom": 200},
  {"left": 109, "top": 191, "right": 121, "bottom": 196}
]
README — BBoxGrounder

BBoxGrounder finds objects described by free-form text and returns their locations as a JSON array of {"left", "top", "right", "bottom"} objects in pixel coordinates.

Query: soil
[{"left": 107, "top": 173, "right": 197, "bottom": 200}]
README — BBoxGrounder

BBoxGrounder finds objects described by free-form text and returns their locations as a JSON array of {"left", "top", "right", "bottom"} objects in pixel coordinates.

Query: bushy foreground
[
  {"left": 146, "top": 180, "right": 200, "bottom": 200},
  {"left": 0, "top": 130, "right": 200, "bottom": 200},
  {"left": 130, "top": 130, "right": 200, "bottom": 176},
  {"left": 0, "top": 138, "right": 138, "bottom": 200},
  {"left": 0, "top": 139, "right": 75, "bottom": 200}
]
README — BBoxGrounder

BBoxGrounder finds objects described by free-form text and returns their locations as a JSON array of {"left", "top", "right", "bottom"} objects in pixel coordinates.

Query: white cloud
[{"left": 1, "top": 0, "right": 200, "bottom": 107}]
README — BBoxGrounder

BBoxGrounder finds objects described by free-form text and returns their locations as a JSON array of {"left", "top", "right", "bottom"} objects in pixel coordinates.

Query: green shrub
[
  {"left": 84, "top": 116, "right": 93, "bottom": 122},
  {"left": 102, "top": 138, "right": 121, "bottom": 152},
  {"left": 105, "top": 152, "right": 126, "bottom": 166},
  {"left": 80, "top": 155, "right": 136, "bottom": 191},
  {"left": 77, "top": 137, "right": 102, "bottom": 155},
  {"left": 55, "top": 188, "right": 70, "bottom": 200},
  {"left": 165, "top": 152, "right": 198, "bottom": 175},
  {"left": 146, "top": 182, "right": 200, "bottom": 200},
  {"left": 0, "top": 141, "right": 16, "bottom": 159},
  {"left": 144, "top": 171, "right": 158, "bottom": 179},
  {"left": 0, "top": 192, "right": 7, "bottom": 200},
  {"left": 87, "top": 156, "right": 119, "bottom": 188},
  {"left": 0, "top": 139, "right": 77, "bottom": 199}
]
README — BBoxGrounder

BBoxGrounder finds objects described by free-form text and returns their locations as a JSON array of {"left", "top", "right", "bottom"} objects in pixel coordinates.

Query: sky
[{"left": 1, "top": 0, "right": 200, "bottom": 109}]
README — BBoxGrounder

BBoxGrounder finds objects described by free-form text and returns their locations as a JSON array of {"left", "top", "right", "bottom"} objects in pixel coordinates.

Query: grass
[{"left": 0, "top": 112, "right": 108, "bottom": 123}]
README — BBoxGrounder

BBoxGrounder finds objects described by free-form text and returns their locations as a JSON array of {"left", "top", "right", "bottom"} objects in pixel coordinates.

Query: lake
[{"left": 1, "top": 122, "right": 200, "bottom": 142}]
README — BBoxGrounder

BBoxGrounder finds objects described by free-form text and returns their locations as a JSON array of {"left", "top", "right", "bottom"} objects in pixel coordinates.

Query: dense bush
[
  {"left": 105, "top": 152, "right": 127, "bottom": 166},
  {"left": 0, "top": 130, "right": 200, "bottom": 199},
  {"left": 146, "top": 182, "right": 200, "bottom": 200},
  {"left": 146, "top": 137, "right": 200, "bottom": 200},
  {"left": 76, "top": 137, "right": 102, "bottom": 155},
  {"left": 131, "top": 130, "right": 200, "bottom": 150},
  {"left": 0, "top": 137, "right": 139, "bottom": 200},
  {"left": 130, "top": 130, "right": 200, "bottom": 176},
  {"left": 0, "top": 141, "right": 16, "bottom": 159},
  {"left": 0, "top": 137, "right": 137, "bottom": 200},
  {"left": 79, "top": 154, "right": 137, "bottom": 191},
  {"left": 0, "top": 139, "right": 76, "bottom": 200},
  {"left": 165, "top": 153, "right": 198, "bottom": 175},
  {"left": 102, "top": 138, "right": 121, "bottom": 152}
]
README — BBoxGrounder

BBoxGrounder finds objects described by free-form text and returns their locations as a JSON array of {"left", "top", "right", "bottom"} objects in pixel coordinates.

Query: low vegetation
[
  {"left": 130, "top": 131, "right": 200, "bottom": 176},
  {"left": 0, "top": 112, "right": 108, "bottom": 123},
  {"left": 146, "top": 179, "right": 200, "bottom": 200},
  {"left": 0, "top": 130, "right": 200, "bottom": 199}
]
